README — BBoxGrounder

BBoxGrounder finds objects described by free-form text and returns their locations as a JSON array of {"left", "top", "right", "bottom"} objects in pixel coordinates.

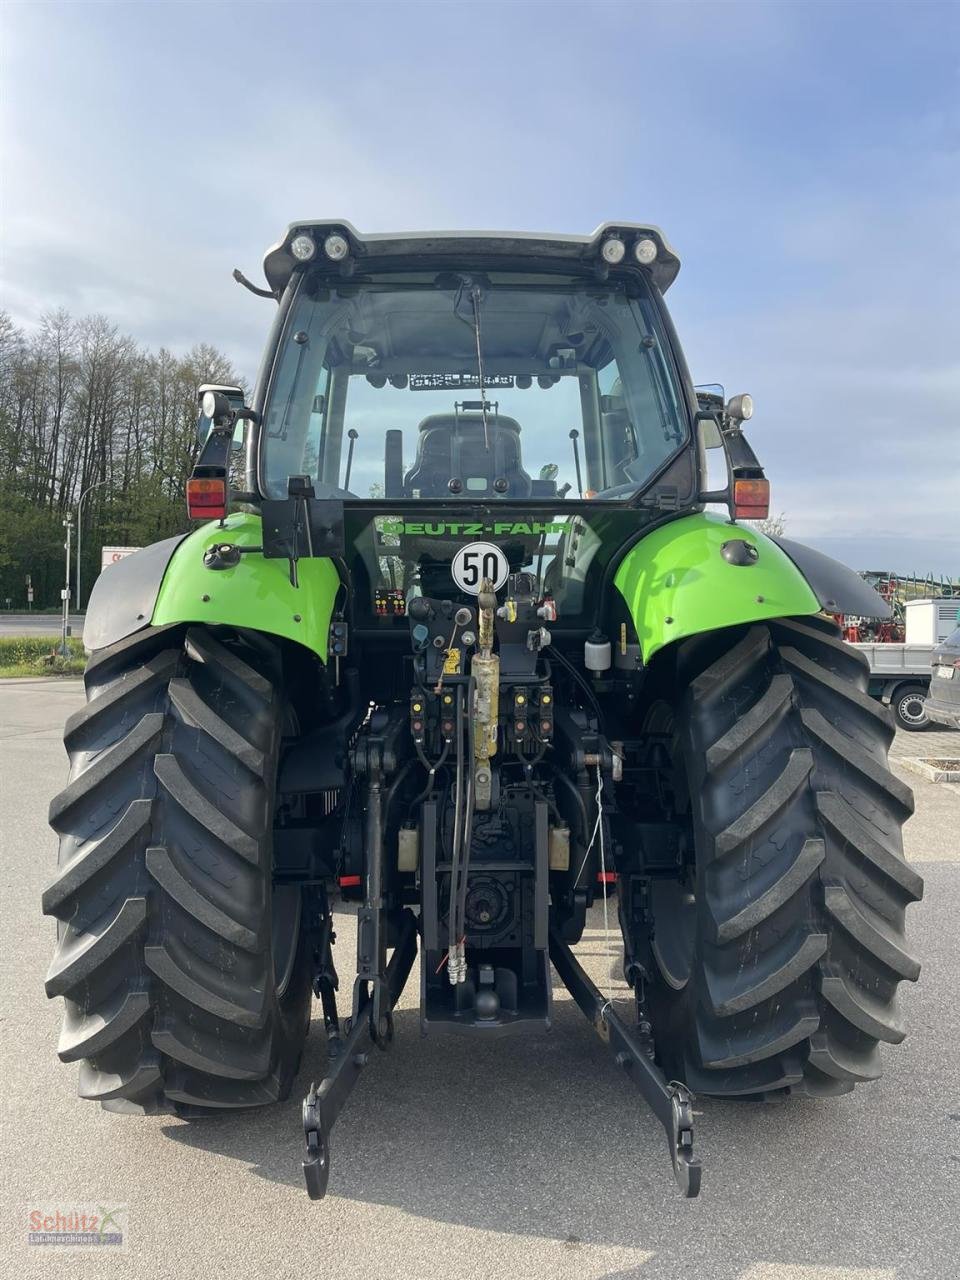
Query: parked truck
[{"left": 854, "top": 597, "right": 960, "bottom": 730}]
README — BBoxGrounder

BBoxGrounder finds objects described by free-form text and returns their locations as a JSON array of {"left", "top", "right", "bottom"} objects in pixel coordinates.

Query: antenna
[
  {"left": 569, "top": 429, "right": 583, "bottom": 496},
  {"left": 344, "top": 429, "right": 359, "bottom": 491}
]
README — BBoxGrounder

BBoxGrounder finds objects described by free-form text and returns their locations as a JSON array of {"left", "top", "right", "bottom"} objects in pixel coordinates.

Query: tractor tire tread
[
  {"left": 649, "top": 615, "right": 921, "bottom": 1098},
  {"left": 43, "top": 625, "right": 309, "bottom": 1113}
]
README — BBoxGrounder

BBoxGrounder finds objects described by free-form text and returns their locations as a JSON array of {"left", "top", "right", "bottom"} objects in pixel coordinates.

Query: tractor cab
[{"left": 250, "top": 226, "right": 693, "bottom": 509}]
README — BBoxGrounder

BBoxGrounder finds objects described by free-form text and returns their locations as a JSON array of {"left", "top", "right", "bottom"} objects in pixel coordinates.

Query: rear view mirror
[
  {"left": 695, "top": 409, "right": 723, "bottom": 451},
  {"left": 695, "top": 410, "right": 728, "bottom": 496}
]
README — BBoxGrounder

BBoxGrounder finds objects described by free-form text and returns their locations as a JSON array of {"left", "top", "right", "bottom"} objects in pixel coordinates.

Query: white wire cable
[
  {"left": 571, "top": 763, "right": 614, "bottom": 1009},
  {"left": 572, "top": 765, "right": 604, "bottom": 887},
  {"left": 595, "top": 762, "right": 614, "bottom": 1008}
]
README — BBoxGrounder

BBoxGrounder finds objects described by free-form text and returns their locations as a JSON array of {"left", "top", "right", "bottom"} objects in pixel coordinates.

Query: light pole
[
  {"left": 76, "top": 478, "right": 109, "bottom": 611},
  {"left": 61, "top": 518, "right": 73, "bottom": 657}
]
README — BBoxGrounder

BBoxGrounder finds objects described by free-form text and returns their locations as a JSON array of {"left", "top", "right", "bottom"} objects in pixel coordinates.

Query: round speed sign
[{"left": 451, "top": 542, "right": 509, "bottom": 595}]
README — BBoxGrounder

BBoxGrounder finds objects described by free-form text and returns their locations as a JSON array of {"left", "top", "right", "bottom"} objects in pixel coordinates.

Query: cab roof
[{"left": 262, "top": 221, "right": 681, "bottom": 298}]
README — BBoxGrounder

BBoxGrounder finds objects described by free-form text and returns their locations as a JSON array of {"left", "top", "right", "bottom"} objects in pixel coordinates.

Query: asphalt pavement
[
  {"left": 0, "top": 614, "right": 83, "bottom": 637},
  {"left": 1, "top": 680, "right": 958, "bottom": 1280}
]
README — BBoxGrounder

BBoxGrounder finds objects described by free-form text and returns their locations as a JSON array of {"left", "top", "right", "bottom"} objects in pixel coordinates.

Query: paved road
[
  {"left": 0, "top": 614, "right": 83, "bottom": 637},
  {"left": 2, "top": 681, "right": 958, "bottom": 1280}
]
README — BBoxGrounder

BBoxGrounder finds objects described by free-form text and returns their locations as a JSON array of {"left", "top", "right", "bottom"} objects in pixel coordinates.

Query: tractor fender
[
  {"left": 613, "top": 513, "right": 839, "bottom": 663},
  {"left": 150, "top": 512, "right": 341, "bottom": 661},
  {"left": 83, "top": 534, "right": 190, "bottom": 652},
  {"left": 83, "top": 513, "right": 340, "bottom": 661}
]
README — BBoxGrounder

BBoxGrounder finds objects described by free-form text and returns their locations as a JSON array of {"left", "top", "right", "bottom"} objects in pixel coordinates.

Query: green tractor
[{"left": 44, "top": 223, "right": 922, "bottom": 1198}]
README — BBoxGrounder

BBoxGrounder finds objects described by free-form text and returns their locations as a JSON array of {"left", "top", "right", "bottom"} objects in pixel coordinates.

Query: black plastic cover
[
  {"left": 770, "top": 536, "right": 892, "bottom": 619},
  {"left": 83, "top": 534, "right": 188, "bottom": 652},
  {"left": 261, "top": 498, "right": 345, "bottom": 558}
]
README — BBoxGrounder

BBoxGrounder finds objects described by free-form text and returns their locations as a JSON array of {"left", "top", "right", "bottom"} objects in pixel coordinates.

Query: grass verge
[{"left": 0, "top": 636, "right": 86, "bottom": 677}]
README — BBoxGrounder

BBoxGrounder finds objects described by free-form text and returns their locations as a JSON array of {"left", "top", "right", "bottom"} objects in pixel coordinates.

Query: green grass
[{"left": 0, "top": 635, "right": 86, "bottom": 677}]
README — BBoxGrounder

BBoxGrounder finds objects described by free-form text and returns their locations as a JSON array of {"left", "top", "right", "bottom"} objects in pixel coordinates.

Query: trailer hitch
[
  {"left": 549, "top": 927, "right": 702, "bottom": 1198},
  {"left": 301, "top": 909, "right": 418, "bottom": 1200}
]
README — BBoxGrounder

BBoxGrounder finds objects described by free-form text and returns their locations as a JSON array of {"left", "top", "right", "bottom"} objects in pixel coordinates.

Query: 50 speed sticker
[{"left": 451, "top": 542, "right": 509, "bottom": 594}]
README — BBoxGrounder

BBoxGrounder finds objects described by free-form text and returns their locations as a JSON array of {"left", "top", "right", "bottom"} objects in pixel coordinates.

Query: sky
[{"left": 2, "top": 0, "right": 958, "bottom": 575}]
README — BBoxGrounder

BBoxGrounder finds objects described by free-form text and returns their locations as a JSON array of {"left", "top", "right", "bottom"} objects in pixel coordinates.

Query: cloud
[
  {"left": 672, "top": 162, "right": 960, "bottom": 572},
  {"left": 1, "top": 0, "right": 957, "bottom": 574}
]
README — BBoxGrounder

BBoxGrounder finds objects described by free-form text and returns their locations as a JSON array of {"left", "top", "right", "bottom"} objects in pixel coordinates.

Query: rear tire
[
  {"left": 646, "top": 616, "right": 922, "bottom": 1098},
  {"left": 43, "top": 625, "right": 312, "bottom": 1113}
]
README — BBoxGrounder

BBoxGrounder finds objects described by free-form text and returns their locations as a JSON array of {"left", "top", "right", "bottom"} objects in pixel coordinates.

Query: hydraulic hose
[
  {"left": 550, "top": 769, "right": 589, "bottom": 833},
  {"left": 523, "top": 769, "right": 564, "bottom": 827},
  {"left": 548, "top": 649, "right": 604, "bottom": 727},
  {"left": 447, "top": 685, "right": 465, "bottom": 962},
  {"left": 454, "top": 676, "right": 478, "bottom": 969},
  {"left": 410, "top": 738, "right": 451, "bottom": 811},
  {"left": 383, "top": 759, "right": 417, "bottom": 820}
]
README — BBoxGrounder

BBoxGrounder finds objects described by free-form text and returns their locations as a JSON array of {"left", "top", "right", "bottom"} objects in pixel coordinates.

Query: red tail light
[
  {"left": 186, "top": 476, "right": 227, "bottom": 520},
  {"left": 733, "top": 477, "right": 770, "bottom": 519}
]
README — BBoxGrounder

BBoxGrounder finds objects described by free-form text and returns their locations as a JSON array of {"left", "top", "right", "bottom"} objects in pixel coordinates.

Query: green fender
[
  {"left": 151, "top": 513, "right": 341, "bottom": 662},
  {"left": 613, "top": 512, "right": 820, "bottom": 662}
]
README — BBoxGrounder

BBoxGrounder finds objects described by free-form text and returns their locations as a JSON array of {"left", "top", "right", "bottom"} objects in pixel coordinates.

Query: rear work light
[
  {"left": 186, "top": 475, "right": 227, "bottom": 520},
  {"left": 733, "top": 477, "right": 770, "bottom": 520}
]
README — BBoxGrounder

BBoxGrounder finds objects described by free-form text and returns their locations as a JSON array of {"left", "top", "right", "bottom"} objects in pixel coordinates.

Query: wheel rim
[{"left": 898, "top": 693, "right": 927, "bottom": 726}]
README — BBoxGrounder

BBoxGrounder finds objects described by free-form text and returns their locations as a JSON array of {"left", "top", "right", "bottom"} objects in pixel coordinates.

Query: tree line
[{"left": 0, "top": 310, "right": 242, "bottom": 609}]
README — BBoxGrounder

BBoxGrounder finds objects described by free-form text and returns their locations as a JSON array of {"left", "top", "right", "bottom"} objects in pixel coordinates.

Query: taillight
[
  {"left": 733, "top": 477, "right": 770, "bottom": 519},
  {"left": 186, "top": 476, "right": 227, "bottom": 520}
]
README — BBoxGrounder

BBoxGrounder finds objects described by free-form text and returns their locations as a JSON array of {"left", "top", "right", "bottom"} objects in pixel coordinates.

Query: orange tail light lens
[
  {"left": 733, "top": 477, "right": 770, "bottom": 519},
  {"left": 186, "top": 476, "right": 227, "bottom": 520}
]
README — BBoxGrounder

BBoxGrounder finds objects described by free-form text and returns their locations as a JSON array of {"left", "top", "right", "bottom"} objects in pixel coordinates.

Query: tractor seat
[{"left": 403, "top": 412, "right": 535, "bottom": 498}]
